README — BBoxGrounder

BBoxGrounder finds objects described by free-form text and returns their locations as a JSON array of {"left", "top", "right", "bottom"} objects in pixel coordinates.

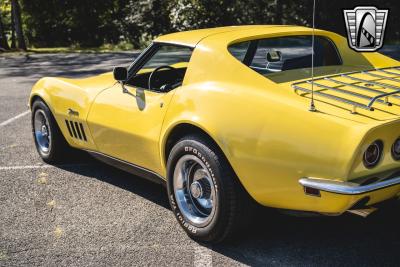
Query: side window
[
  {"left": 229, "top": 36, "right": 342, "bottom": 75},
  {"left": 142, "top": 45, "right": 192, "bottom": 69},
  {"left": 128, "top": 44, "right": 193, "bottom": 91},
  {"left": 228, "top": 41, "right": 250, "bottom": 62}
]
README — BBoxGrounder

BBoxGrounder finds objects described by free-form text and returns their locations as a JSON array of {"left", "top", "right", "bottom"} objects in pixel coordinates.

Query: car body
[{"left": 30, "top": 25, "right": 400, "bottom": 241}]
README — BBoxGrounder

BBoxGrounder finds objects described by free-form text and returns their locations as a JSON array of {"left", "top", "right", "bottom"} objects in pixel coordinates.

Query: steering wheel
[{"left": 148, "top": 65, "right": 176, "bottom": 91}]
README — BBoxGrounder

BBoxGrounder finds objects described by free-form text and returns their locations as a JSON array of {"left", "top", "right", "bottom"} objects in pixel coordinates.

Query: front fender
[
  {"left": 29, "top": 74, "right": 114, "bottom": 150},
  {"left": 29, "top": 78, "right": 55, "bottom": 113}
]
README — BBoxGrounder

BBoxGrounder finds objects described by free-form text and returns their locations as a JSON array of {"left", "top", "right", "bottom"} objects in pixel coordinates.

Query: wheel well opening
[
  {"left": 30, "top": 95, "right": 45, "bottom": 109},
  {"left": 163, "top": 123, "right": 257, "bottom": 204},
  {"left": 164, "top": 123, "right": 219, "bottom": 166}
]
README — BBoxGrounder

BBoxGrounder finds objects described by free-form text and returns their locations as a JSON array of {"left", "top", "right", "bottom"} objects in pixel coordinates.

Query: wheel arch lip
[
  {"left": 29, "top": 78, "right": 55, "bottom": 114},
  {"left": 160, "top": 119, "right": 259, "bottom": 205},
  {"left": 160, "top": 119, "right": 235, "bottom": 176},
  {"left": 161, "top": 120, "right": 222, "bottom": 164},
  {"left": 30, "top": 92, "right": 50, "bottom": 109}
]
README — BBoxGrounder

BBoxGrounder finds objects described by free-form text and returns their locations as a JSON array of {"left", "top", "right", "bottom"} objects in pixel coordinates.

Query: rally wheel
[
  {"left": 31, "top": 99, "right": 71, "bottom": 163},
  {"left": 167, "top": 134, "right": 253, "bottom": 243}
]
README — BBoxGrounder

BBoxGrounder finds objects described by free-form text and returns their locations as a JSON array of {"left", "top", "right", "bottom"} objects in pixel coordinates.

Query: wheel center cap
[
  {"left": 190, "top": 181, "right": 203, "bottom": 199},
  {"left": 41, "top": 125, "right": 48, "bottom": 136}
]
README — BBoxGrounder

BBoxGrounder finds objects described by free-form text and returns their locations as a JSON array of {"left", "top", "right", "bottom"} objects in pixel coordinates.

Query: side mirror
[
  {"left": 113, "top": 67, "right": 128, "bottom": 82},
  {"left": 266, "top": 50, "right": 282, "bottom": 62}
]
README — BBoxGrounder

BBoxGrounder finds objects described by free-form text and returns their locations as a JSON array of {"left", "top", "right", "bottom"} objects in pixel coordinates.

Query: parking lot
[{"left": 1, "top": 48, "right": 400, "bottom": 266}]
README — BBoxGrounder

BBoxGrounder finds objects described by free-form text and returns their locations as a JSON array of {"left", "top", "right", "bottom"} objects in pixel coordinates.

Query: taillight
[
  {"left": 363, "top": 140, "right": 383, "bottom": 168},
  {"left": 391, "top": 138, "right": 400, "bottom": 160}
]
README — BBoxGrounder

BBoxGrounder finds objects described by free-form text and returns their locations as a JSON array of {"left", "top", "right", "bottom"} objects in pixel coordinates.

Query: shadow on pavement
[
  {"left": 213, "top": 202, "right": 400, "bottom": 266},
  {"left": 55, "top": 154, "right": 400, "bottom": 266},
  {"left": 56, "top": 153, "right": 170, "bottom": 210}
]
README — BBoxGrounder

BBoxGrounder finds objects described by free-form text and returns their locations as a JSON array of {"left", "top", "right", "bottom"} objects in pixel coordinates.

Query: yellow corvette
[{"left": 30, "top": 25, "right": 400, "bottom": 242}]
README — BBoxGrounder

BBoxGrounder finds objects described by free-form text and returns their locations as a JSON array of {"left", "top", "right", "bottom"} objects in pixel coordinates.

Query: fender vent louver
[{"left": 65, "top": 120, "right": 87, "bottom": 141}]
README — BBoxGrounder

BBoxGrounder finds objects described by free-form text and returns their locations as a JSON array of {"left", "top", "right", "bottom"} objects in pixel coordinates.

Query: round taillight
[
  {"left": 363, "top": 140, "right": 383, "bottom": 168},
  {"left": 391, "top": 138, "right": 400, "bottom": 160}
]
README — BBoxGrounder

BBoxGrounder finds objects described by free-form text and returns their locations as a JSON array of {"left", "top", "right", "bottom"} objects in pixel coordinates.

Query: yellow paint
[
  {"left": 54, "top": 226, "right": 63, "bottom": 238},
  {"left": 38, "top": 172, "right": 48, "bottom": 177},
  {"left": 29, "top": 26, "right": 400, "bottom": 214},
  {"left": 47, "top": 200, "right": 56, "bottom": 208},
  {"left": 0, "top": 250, "right": 7, "bottom": 261},
  {"left": 37, "top": 172, "right": 48, "bottom": 185}
]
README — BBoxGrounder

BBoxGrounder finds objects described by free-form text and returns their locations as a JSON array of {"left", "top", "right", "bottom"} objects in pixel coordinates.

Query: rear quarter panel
[{"left": 160, "top": 35, "right": 373, "bottom": 212}]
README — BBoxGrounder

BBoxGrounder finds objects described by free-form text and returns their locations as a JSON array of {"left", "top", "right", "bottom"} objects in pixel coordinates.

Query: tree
[
  {"left": 10, "top": 2, "right": 15, "bottom": 49},
  {"left": 123, "top": 0, "right": 172, "bottom": 47},
  {"left": 0, "top": 7, "right": 10, "bottom": 50},
  {"left": 10, "top": 0, "right": 400, "bottom": 49},
  {"left": 11, "top": 0, "right": 26, "bottom": 50},
  {"left": 274, "top": 0, "right": 283, "bottom": 24}
]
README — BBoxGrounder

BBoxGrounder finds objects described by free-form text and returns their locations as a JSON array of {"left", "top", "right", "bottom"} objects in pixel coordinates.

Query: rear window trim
[{"left": 229, "top": 35, "right": 343, "bottom": 71}]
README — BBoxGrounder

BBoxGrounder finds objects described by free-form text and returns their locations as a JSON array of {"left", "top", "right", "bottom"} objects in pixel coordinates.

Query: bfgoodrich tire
[
  {"left": 167, "top": 134, "right": 253, "bottom": 243},
  {"left": 31, "top": 99, "right": 71, "bottom": 163}
]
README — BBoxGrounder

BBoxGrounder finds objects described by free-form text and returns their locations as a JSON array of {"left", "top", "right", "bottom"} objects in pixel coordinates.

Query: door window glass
[{"left": 128, "top": 44, "right": 193, "bottom": 91}]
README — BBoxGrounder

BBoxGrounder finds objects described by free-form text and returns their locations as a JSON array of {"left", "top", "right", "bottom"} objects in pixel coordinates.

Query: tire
[
  {"left": 167, "top": 134, "right": 253, "bottom": 243},
  {"left": 31, "top": 99, "right": 71, "bottom": 163}
]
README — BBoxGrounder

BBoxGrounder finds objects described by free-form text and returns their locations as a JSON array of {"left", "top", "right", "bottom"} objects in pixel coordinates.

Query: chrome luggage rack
[{"left": 292, "top": 66, "right": 400, "bottom": 113}]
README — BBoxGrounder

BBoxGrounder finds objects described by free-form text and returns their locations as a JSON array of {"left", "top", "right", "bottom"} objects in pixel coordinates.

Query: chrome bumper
[{"left": 299, "top": 176, "right": 400, "bottom": 195}]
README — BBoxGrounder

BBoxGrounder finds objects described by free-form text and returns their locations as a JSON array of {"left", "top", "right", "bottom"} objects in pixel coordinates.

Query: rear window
[
  {"left": 228, "top": 35, "right": 342, "bottom": 75},
  {"left": 228, "top": 41, "right": 250, "bottom": 62}
]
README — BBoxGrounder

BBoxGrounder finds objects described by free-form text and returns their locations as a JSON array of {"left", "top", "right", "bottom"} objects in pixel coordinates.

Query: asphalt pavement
[{"left": 1, "top": 47, "right": 400, "bottom": 267}]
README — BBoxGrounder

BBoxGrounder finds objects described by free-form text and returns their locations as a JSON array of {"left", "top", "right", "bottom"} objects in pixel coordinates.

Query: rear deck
[{"left": 292, "top": 67, "right": 400, "bottom": 114}]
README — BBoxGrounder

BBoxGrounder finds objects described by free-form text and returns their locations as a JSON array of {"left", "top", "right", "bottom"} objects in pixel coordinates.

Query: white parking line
[
  {"left": 0, "top": 165, "right": 53, "bottom": 170},
  {"left": 0, "top": 110, "right": 30, "bottom": 127},
  {"left": 0, "top": 163, "right": 91, "bottom": 171},
  {"left": 194, "top": 245, "right": 213, "bottom": 267}
]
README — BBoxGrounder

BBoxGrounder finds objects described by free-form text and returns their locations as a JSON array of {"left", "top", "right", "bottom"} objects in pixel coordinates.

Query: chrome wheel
[
  {"left": 173, "top": 155, "right": 217, "bottom": 227},
  {"left": 34, "top": 109, "right": 51, "bottom": 154}
]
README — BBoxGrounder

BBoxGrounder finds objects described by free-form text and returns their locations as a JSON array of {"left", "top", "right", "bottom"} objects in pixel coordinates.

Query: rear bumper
[
  {"left": 298, "top": 176, "right": 400, "bottom": 214},
  {"left": 299, "top": 176, "right": 400, "bottom": 195}
]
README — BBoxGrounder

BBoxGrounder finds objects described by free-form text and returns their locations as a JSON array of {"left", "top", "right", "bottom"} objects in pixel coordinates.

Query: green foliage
[
  {"left": 167, "top": 0, "right": 306, "bottom": 30},
  {"left": 21, "top": 0, "right": 120, "bottom": 47},
  {"left": 122, "top": 0, "right": 172, "bottom": 47},
  {"left": 1, "top": 0, "right": 399, "bottom": 49},
  {"left": 0, "top": 1, "right": 12, "bottom": 32}
]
